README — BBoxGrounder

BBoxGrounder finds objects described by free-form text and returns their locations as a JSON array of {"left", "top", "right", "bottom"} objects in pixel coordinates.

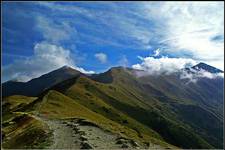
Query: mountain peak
[
  {"left": 59, "top": 65, "right": 74, "bottom": 70},
  {"left": 191, "top": 62, "right": 223, "bottom": 73},
  {"left": 2, "top": 65, "right": 82, "bottom": 97}
]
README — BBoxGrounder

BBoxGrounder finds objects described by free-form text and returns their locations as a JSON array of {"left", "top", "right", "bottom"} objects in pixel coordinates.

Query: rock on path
[
  {"left": 47, "top": 120, "right": 82, "bottom": 149},
  {"left": 33, "top": 116, "right": 160, "bottom": 149}
]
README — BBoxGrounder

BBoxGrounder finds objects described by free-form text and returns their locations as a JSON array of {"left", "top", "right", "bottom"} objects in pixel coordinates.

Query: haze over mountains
[{"left": 2, "top": 62, "right": 224, "bottom": 149}]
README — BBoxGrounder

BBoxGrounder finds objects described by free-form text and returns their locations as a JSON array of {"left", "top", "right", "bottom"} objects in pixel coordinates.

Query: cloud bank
[
  {"left": 3, "top": 42, "right": 94, "bottom": 82},
  {"left": 132, "top": 56, "right": 196, "bottom": 75},
  {"left": 132, "top": 54, "right": 223, "bottom": 83},
  {"left": 180, "top": 68, "right": 224, "bottom": 84}
]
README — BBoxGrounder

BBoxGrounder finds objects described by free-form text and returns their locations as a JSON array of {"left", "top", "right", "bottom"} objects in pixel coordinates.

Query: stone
[
  {"left": 116, "top": 137, "right": 128, "bottom": 144},
  {"left": 73, "top": 127, "right": 79, "bottom": 133},
  {"left": 121, "top": 143, "right": 129, "bottom": 148},
  {"left": 81, "top": 142, "right": 93, "bottom": 149},
  {"left": 144, "top": 142, "right": 150, "bottom": 147},
  {"left": 80, "top": 135, "right": 88, "bottom": 141},
  {"left": 130, "top": 140, "right": 139, "bottom": 147},
  {"left": 79, "top": 131, "right": 86, "bottom": 136},
  {"left": 116, "top": 139, "right": 124, "bottom": 144},
  {"left": 66, "top": 123, "right": 73, "bottom": 127}
]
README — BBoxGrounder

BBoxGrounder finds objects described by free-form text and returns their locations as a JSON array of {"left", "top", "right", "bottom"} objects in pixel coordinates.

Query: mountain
[
  {"left": 2, "top": 63, "right": 224, "bottom": 149},
  {"left": 89, "top": 66, "right": 223, "bottom": 148},
  {"left": 191, "top": 62, "right": 223, "bottom": 73},
  {"left": 2, "top": 66, "right": 81, "bottom": 97}
]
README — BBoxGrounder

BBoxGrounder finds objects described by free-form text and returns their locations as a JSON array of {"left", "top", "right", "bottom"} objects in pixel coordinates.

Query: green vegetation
[
  {"left": 2, "top": 95, "right": 37, "bottom": 114},
  {"left": 2, "top": 113, "right": 52, "bottom": 149},
  {"left": 37, "top": 90, "right": 175, "bottom": 148},
  {"left": 2, "top": 67, "right": 223, "bottom": 149}
]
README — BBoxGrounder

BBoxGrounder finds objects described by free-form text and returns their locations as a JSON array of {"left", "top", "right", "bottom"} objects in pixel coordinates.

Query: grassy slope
[
  {"left": 138, "top": 73, "right": 223, "bottom": 148},
  {"left": 64, "top": 77, "right": 163, "bottom": 138},
  {"left": 37, "top": 90, "right": 174, "bottom": 148},
  {"left": 2, "top": 113, "right": 52, "bottom": 149},
  {"left": 109, "top": 68, "right": 222, "bottom": 148},
  {"left": 61, "top": 74, "right": 213, "bottom": 149},
  {"left": 2, "top": 96, "right": 52, "bottom": 149},
  {"left": 3, "top": 67, "right": 222, "bottom": 149},
  {"left": 2, "top": 95, "right": 37, "bottom": 114},
  {"left": 2, "top": 95, "right": 38, "bottom": 129}
]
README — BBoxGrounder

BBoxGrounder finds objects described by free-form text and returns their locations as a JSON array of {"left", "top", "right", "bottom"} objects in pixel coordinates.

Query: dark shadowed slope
[{"left": 2, "top": 66, "right": 81, "bottom": 97}]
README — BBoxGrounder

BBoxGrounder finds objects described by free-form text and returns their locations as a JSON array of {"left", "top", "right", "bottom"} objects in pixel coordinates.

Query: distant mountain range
[
  {"left": 3, "top": 62, "right": 223, "bottom": 97},
  {"left": 2, "top": 62, "right": 224, "bottom": 149}
]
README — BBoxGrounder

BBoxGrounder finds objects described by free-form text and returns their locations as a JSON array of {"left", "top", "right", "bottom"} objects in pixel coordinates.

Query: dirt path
[
  {"left": 33, "top": 116, "right": 123, "bottom": 149},
  {"left": 47, "top": 120, "right": 81, "bottom": 149},
  {"left": 47, "top": 119, "right": 124, "bottom": 149},
  {"left": 79, "top": 125, "right": 120, "bottom": 149},
  {"left": 33, "top": 115, "right": 160, "bottom": 149}
]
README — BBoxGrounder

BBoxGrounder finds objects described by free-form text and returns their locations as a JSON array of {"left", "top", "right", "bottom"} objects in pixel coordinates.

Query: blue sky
[{"left": 2, "top": 2, "right": 224, "bottom": 82}]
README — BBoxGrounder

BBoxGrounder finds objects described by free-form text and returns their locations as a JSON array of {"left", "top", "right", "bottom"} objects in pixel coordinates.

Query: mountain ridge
[
  {"left": 2, "top": 62, "right": 224, "bottom": 149},
  {"left": 191, "top": 62, "right": 223, "bottom": 73},
  {"left": 2, "top": 63, "right": 224, "bottom": 98}
]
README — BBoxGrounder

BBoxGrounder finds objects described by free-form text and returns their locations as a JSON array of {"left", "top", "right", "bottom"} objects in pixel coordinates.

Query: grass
[
  {"left": 62, "top": 75, "right": 214, "bottom": 149},
  {"left": 37, "top": 90, "right": 176, "bottom": 148},
  {"left": 2, "top": 113, "right": 52, "bottom": 149},
  {"left": 64, "top": 77, "right": 163, "bottom": 138},
  {"left": 2, "top": 67, "right": 222, "bottom": 149},
  {"left": 2, "top": 95, "right": 37, "bottom": 114}
]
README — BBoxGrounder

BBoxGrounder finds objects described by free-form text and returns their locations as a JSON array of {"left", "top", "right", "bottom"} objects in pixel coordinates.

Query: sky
[{"left": 2, "top": 1, "right": 224, "bottom": 82}]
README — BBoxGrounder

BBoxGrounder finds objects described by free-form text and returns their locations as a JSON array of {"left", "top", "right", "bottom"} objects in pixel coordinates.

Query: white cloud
[
  {"left": 36, "top": 2, "right": 153, "bottom": 50},
  {"left": 153, "top": 48, "right": 160, "bottom": 57},
  {"left": 3, "top": 5, "right": 97, "bottom": 83},
  {"left": 37, "top": 2, "right": 224, "bottom": 72},
  {"left": 132, "top": 56, "right": 196, "bottom": 76},
  {"left": 95, "top": 53, "right": 107, "bottom": 64},
  {"left": 73, "top": 66, "right": 95, "bottom": 74},
  {"left": 132, "top": 55, "right": 223, "bottom": 83},
  {"left": 142, "top": 2, "right": 224, "bottom": 70},
  {"left": 180, "top": 71, "right": 198, "bottom": 84},
  {"left": 180, "top": 68, "right": 224, "bottom": 84},
  {"left": 3, "top": 2, "right": 224, "bottom": 82},
  {"left": 3, "top": 42, "right": 94, "bottom": 82},
  {"left": 36, "top": 2, "right": 224, "bottom": 68},
  {"left": 36, "top": 16, "right": 77, "bottom": 44}
]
